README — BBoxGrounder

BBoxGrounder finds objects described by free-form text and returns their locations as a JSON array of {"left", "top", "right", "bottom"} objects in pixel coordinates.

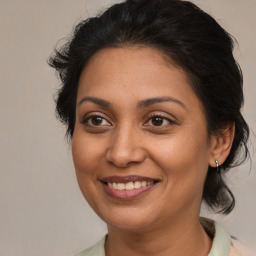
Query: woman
[{"left": 49, "top": 0, "right": 251, "bottom": 255}]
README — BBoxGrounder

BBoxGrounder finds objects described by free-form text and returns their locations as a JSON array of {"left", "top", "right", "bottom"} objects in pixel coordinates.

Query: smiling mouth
[
  {"left": 106, "top": 180, "right": 154, "bottom": 190},
  {"left": 100, "top": 176, "right": 160, "bottom": 199}
]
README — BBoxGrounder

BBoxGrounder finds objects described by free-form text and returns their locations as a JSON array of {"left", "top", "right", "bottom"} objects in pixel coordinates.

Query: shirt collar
[{"left": 200, "top": 217, "right": 232, "bottom": 256}]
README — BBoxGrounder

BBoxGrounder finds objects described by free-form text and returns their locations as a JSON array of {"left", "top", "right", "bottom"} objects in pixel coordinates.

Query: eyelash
[
  {"left": 144, "top": 113, "right": 175, "bottom": 127},
  {"left": 82, "top": 113, "right": 175, "bottom": 128},
  {"left": 82, "top": 114, "right": 111, "bottom": 127}
]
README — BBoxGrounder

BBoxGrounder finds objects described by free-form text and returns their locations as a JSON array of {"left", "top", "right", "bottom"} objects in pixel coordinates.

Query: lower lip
[{"left": 102, "top": 183, "right": 156, "bottom": 200}]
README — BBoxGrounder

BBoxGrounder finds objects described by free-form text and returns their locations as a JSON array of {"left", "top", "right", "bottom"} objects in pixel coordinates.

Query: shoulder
[
  {"left": 73, "top": 221, "right": 255, "bottom": 256},
  {"left": 200, "top": 217, "right": 255, "bottom": 256},
  {"left": 229, "top": 239, "right": 255, "bottom": 256},
  {"left": 74, "top": 236, "right": 106, "bottom": 256}
]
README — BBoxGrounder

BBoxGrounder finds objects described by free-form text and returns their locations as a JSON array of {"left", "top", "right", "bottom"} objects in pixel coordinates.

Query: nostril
[{"left": 105, "top": 146, "right": 147, "bottom": 168}]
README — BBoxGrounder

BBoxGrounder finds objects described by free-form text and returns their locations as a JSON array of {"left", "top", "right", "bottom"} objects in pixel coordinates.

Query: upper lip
[{"left": 100, "top": 175, "right": 160, "bottom": 183}]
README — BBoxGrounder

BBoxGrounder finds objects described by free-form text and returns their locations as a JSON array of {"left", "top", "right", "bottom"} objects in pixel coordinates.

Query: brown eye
[
  {"left": 83, "top": 115, "right": 111, "bottom": 127},
  {"left": 151, "top": 116, "right": 164, "bottom": 126},
  {"left": 91, "top": 116, "right": 104, "bottom": 125},
  {"left": 145, "top": 114, "right": 174, "bottom": 127}
]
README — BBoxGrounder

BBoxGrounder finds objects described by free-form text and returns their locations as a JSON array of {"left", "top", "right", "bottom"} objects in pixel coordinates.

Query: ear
[{"left": 208, "top": 122, "right": 235, "bottom": 167}]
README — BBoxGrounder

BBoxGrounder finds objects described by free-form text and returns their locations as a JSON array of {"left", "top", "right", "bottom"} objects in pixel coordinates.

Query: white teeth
[
  {"left": 134, "top": 181, "right": 141, "bottom": 188},
  {"left": 125, "top": 182, "right": 135, "bottom": 190},
  {"left": 113, "top": 182, "right": 118, "bottom": 189},
  {"left": 141, "top": 181, "right": 147, "bottom": 186},
  {"left": 117, "top": 183, "right": 126, "bottom": 190},
  {"left": 107, "top": 181, "right": 154, "bottom": 190}
]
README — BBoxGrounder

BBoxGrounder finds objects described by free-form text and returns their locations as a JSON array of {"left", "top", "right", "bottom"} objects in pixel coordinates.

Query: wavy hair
[{"left": 49, "top": 0, "right": 250, "bottom": 214}]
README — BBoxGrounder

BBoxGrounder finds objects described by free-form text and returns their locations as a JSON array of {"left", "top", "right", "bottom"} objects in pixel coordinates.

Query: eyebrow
[
  {"left": 78, "top": 96, "right": 185, "bottom": 109},
  {"left": 78, "top": 97, "right": 111, "bottom": 107},
  {"left": 137, "top": 97, "right": 185, "bottom": 109}
]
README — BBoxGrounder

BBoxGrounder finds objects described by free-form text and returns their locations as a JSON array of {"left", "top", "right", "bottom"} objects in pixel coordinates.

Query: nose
[{"left": 105, "top": 125, "right": 146, "bottom": 168}]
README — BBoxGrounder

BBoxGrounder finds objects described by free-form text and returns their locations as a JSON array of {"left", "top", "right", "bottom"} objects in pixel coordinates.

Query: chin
[
  {"left": 98, "top": 207, "right": 158, "bottom": 231},
  {"left": 107, "top": 218, "right": 153, "bottom": 231}
]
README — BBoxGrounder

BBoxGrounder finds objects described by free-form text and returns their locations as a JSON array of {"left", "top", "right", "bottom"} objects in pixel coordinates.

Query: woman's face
[{"left": 72, "top": 47, "right": 216, "bottom": 230}]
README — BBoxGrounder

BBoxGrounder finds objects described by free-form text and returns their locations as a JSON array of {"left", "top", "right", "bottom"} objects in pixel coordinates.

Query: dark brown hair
[{"left": 49, "top": 0, "right": 250, "bottom": 214}]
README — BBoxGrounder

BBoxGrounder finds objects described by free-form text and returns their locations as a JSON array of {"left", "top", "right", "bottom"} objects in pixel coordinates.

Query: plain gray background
[{"left": 0, "top": 0, "right": 255, "bottom": 255}]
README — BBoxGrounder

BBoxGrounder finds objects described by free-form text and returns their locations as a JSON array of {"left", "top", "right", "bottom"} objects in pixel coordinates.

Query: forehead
[
  {"left": 78, "top": 47, "right": 189, "bottom": 89},
  {"left": 77, "top": 47, "right": 200, "bottom": 110}
]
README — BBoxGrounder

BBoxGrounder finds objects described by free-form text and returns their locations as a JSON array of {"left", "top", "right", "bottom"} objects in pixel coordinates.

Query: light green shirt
[{"left": 74, "top": 218, "right": 246, "bottom": 256}]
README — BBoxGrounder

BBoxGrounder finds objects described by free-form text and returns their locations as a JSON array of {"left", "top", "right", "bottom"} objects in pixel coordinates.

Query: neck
[{"left": 105, "top": 215, "right": 212, "bottom": 256}]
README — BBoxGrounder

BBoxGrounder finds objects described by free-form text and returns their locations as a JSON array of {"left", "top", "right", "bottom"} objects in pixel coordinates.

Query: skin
[{"left": 72, "top": 47, "right": 234, "bottom": 256}]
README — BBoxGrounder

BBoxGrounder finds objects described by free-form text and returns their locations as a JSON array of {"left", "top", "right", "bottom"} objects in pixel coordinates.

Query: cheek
[
  {"left": 150, "top": 132, "right": 209, "bottom": 169},
  {"left": 148, "top": 131, "right": 210, "bottom": 195},
  {"left": 71, "top": 129, "right": 104, "bottom": 207},
  {"left": 71, "top": 128, "right": 104, "bottom": 197},
  {"left": 72, "top": 129, "right": 102, "bottom": 175}
]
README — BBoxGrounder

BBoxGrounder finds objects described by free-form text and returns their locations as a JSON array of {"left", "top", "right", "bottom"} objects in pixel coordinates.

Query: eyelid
[
  {"left": 144, "top": 112, "right": 177, "bottom": 126},
  {"left": 80, "top": 111, "right": 177, "bottom": 128},
  {"left": 81, "top": 112, "right": 112, "bottom": 126}
]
